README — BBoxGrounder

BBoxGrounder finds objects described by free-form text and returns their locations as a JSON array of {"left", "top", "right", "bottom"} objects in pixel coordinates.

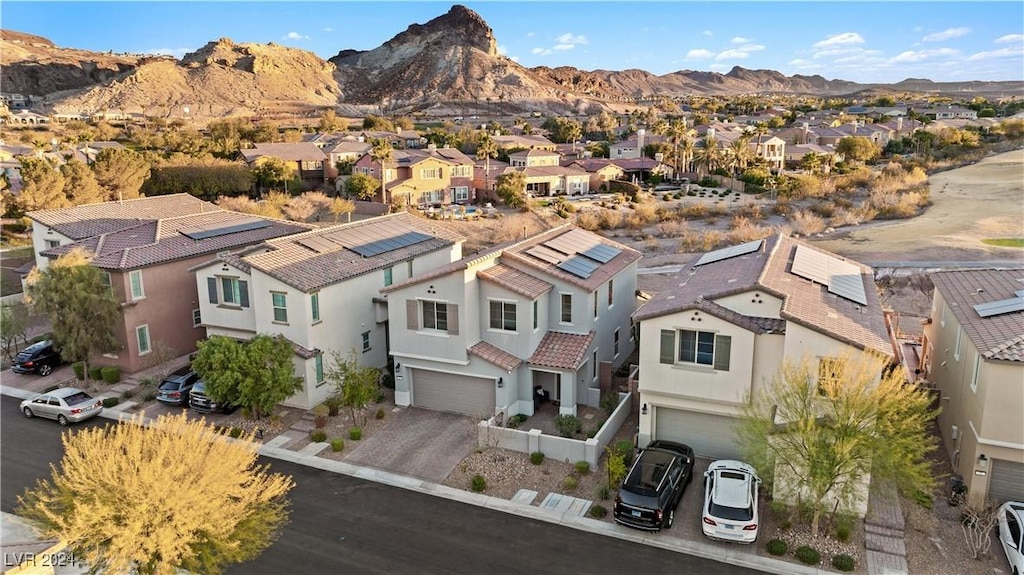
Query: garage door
[
  {"left": 989, "top": 459, "right": 1024, "bottom": 504},
  {"left": 411, "top": 369, "right": 495, "bottom": 417},
  {"left": 655, "top": 408, "right": 741, "bottom": 460}
]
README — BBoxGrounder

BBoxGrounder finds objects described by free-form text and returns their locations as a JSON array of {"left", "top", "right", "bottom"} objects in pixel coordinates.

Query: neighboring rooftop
[
  {"left": 28, "top": 193, "right": 215, "bottom": 239},
  {"left": 930, "top": 269, "right": 1024, "bottom": 362}
]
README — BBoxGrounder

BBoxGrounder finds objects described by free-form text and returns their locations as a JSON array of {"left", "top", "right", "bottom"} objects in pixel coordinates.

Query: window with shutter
[
  {"left": 406, "top": 300, "right": 419, "bottom": 330},
  {"left": 659, "top": 330, "right": 675, "bottom": 364},
  {"left": 239, "top": 280, "right": 249, "bottom": 307},
  {"left": 207, "top": 277, "right": 218, "bottom": 304},
  {"left": 713, "top": 335, "right": 731, "bottom": 371}
]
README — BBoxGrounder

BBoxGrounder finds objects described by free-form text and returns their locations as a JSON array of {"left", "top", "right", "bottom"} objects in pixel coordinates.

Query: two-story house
[
  {"left": 239, "top": 142, "right": 329, "bottom": 191},
  {"left": 632, "top": 234, "right": 892, "bottom": 461},
  {"left": 191, "top": 212, "right": 465, "bottom": 410},
  {"left": 382, "top": 226, "right": 640, "bottom": 418},
  {"left": 352, "top": 146, "right": 475, "bottom": 207},
  {"left": 922, "top": 270, "right": 1024, "bottom": 505},
  {"left": 28, "top": 194, "right": 310, "bottom": 374}
]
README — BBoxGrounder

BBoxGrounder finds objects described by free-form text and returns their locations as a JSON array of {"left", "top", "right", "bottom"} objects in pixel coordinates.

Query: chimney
[
  {"left": 802, "top": 122, "right": 809, "bottom": 145},
  {"left": 707, "top": 127, "right": 716, "bottom": 139},
  {"left": 427, "top": 143, "right": 437, "bottom": 153},
  {"left": 637, "top": 129, "right": 645, "bottom": 153},
  {"left": 897, "top": 116, "right": 904, "bottom": 131}
]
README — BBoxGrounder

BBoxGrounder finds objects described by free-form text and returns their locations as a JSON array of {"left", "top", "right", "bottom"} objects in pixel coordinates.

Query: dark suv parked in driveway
[
  {"left": 188, "top": 379, "right": 238, "bottom": 414},
  {"left": 613, "top": 440, "right": 695, "bottom": 531},
  {"left": 11, "top": 340, "right": 63, "bottom": 376},
  {"left": 156, "top": 365, "right": 200, "bottom": 406}
]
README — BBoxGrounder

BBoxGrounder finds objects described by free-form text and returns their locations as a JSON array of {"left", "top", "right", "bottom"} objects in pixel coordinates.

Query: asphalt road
[{"left": 1, "top": 396, "right": 755, "bottom": 575}]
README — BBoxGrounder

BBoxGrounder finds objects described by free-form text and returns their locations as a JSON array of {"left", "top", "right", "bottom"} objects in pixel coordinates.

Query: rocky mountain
[{"left": 2, "top": 5, "right": 1020, "bottom": 122}]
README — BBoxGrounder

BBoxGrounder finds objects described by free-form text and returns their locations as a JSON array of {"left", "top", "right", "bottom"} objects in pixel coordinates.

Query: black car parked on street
[
  {"left": 11, "top": 340, "right": 63, "bottom": 376},
  {"left": 613, "top": 440, "right": 695, "bottom": 531}
]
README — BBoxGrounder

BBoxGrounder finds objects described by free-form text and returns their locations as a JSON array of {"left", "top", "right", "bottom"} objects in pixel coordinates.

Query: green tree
[
  {"left": 369, "top": 138, "right": 393, "bottom": 203},
  {"left": 16, "top": 412, "right": 294, "bottom": 575},
  {"left": 60, "top": 159, "right": 106, "bottom": 205},
  {"left": 17, "top": 157, "right": 68, "bottom": 212},
  {"left": 345, "top": 173, "right": 379, "bottom": 200},
  {"left": 836, "top": 136, "right": 882, "bottom": 164},
  {"left": 329, "top": 197, "right": 356, "bottom": 222},
  {"left": 191, "top": 334, "right": 302, "bottom": 420},
  {"left": 93, "top": 147, "right": 151, "bottom": 201},
  {"left": 800, "top": 152, "right": 823, "bottom": 175},
  {"left": 738, "top": 353, "right": 937, "bottom": 536},
  {"left": 694, "top": 135, "right": 722, "bottom": 176},
  {"left": 25, "top": 248, "right": 120, "bottom": 386},
  {"left": 0, "top": 302, "right": 31, "bottom": 365},
  {"left": 141, "top": 158, "right": 253, "bottom": 200},
  {"left": 325, "top": 350, "right": 380, "bottom": 426},
  {"left": 476, "top": 131, "right": 498, "bottom": 179},
  {"left": 495, "top": 171, "right": 527, "bottom": 208},
  {"left": 251, "top": 156, "right": 295, "bottom": 194},
  {"left": 318, "top": 109, "right": 343, "bottom": 133}
]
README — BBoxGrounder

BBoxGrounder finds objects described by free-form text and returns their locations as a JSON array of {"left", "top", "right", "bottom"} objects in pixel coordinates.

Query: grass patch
[{"left": 982, "top": 238, "right": 1024, "bottom": 248}]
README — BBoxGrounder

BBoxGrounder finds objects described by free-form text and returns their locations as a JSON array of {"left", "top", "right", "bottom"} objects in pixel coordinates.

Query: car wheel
[
  {"left": 22, "top": 407, "right": 33, "bottom": 418},
  {"left": 57, "top": 415, "right": 69, "bottom": 426},
  {"left": 39, "top": 364, "right": 52, "bottom": 376}
]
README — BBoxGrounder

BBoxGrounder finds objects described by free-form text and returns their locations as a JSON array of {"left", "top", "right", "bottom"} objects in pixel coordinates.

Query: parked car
[
  {"left": 189, "top": 379, "right": 238, "bottom": 414},
  {"left": 20, "top": 387, "right": 103, "bottom": 426},
  {"left": 10, "top": 340, "right": 63, "bottom": 376},
  {"left": 613, "top": 440, "right": 695, "bottom": 531},
  {"left": 156, "top": 365, "right": 200, "bottom": 406},
  {"left": 702, "top": 460, "right": 762, "bottom": 544},
  {"left": 998, "top": 501, "right": 1024, "bottom": 575}
]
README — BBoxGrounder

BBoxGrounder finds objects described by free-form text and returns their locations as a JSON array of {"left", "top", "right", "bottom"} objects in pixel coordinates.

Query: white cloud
[
  {"left": 323, "top": 27, "right": 333, "bottom": 33},
  {"left": 968, "top": 45, "right": 1024, "bottom": 61},
  {"left": 146, "top": 47, "right": 192, "bottom": 58},
  {"left": 995, "top": 34, "right": 1024, "bottom": 44},
  {"left": 556, "top": 33, "right": 588, "bottom": 45},
  {"left": 731, "top": 36, "right": 751, "bottom": 44},
  {"left": 913, "top": 26, "right": 923, "bottom": 32},
  {"left": 553, "top": 44, "right": 574, "bottom": 51},
  {"left": 716, "top": 48, "right": 750, "bottom": 60},
  {"left": 709, "top": 63, "right": 728, "bottom": 71},
  {"left": 738, "top": 43, "right": 765, "bottom": 53},
  {"left": 531, "top": 47, "right": 552, "bottom": 56},
  {"left": 922, "top": 27, "right": 970, "bottom": 42},
  {"left": 284, "top": 32, "right": 309, "bottom": 40},
  {"left": 812, "top": 32, "right": 865, "bottom": 49},
  {"left": 526, "top": 31, "right": 535, "bottom": 38},
  {"left": 889, "top": 48, "right": 959, "bottom": 63},
  {"left": 686, "top": 48, "right": 714, "bottom": 60},
  {"left": 702, "top": 30, "right": 713, "bottom": 37}
]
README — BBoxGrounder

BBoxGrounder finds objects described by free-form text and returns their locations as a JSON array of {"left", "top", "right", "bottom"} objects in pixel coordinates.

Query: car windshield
[
  {"left": 710, "top": 501, "right": 754, "bottom": 521},
  {"left": 623, "top": 450, "right": 675, "bottom": 495},
  {"left": 63, "top": 392, "right": 93, "bottom": 406},
  {"left": 159, "top": 381, "right": 181, "bottom": 390},
  {"left": 192, "top": 381, "right": 206, "bottom": 393}
]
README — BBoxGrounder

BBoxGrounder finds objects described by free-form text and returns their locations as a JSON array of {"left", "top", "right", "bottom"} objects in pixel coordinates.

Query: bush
[
  {"left": 143, "top": 392, "right": 157, "bottom": 402},
  {"left": 600, "top": 392, "right": 619, "bottom": 415},
  {"left": 836, "top": 516, "right": 855, "bottom": 542},
  {"left": 71, "top": 362, "right": 85, "bottom": 380},
  {"left": 530, "top": 451, "right": 545, "bottom": 465},
  {"left": 910, "top": 488, "right": 934, "bottom": 510},
  {"left": 795, "top": 546, "right": 821, "bottom": 565},
  {"left": 101, "top": 397, "right": 120, "bottom": 408},
  {"left": 348, "top": 427, "right": 362, "bottom": 440},
  {"left": 312, "top": 404, "right": 329, "bottom": 417},
  {"left": 563, "top": 476, "right": 578, "bottom": 490},
  {"left": 589, "top": 504, "right": 607, "bottom": 518},
  {"left": 555, "top": 414, "right": 582, "bottom": 438},
  {"left": 574, "top": 461, "right": 590, "bottom": 475},
  {"left": 310, "top": 429, "right": 327, "bottom": 443},
  {"left": 471, "top": 474, "right": 487, "bottom": 492},
  {"left": 100, "top": 366, "right": 120, "bottom": 384},
  {"left": 88, "top": 366, "right": 103, "bottom": 380},
  {"left": 766, "top": 539, "right": 788, "bottom": 556},
  {"left": 375, "top": 407, "right": 386, "bottom": 420},
  {"left": 323, "top": 395, "right": 343, "bottom": 416},
  {"left": 330, "top": 438, "right": 345, "bottom": 452},
  {"left": 228, "top": 427, "right": 243, "bottom": 439},
  {"left": 612, "top": 439, "right": 634, "bottom": 461},
  {"left": 832, "top": 554, "right": 855, "bottom": 571}
]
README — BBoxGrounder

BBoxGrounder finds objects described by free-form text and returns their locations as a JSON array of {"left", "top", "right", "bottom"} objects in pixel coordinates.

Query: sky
[{"left": 2, "top": 1, "right": 1022, "bottom": 84}]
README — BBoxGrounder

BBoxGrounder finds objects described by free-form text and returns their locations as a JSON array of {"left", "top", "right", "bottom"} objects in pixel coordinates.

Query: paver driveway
[{"left": 345, "top": 407, "right": 476, "bottom": 482}]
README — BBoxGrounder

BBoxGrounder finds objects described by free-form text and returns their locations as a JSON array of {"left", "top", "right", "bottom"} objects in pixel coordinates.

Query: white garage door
[
  {"left": 989, "top": 459, "right": 1024, "bottom": 504},
  {"left": 411, "top": 369, "right": 495, "bottom": 417},
  {"left": 655, "top": 408, "right": 741, "bottom": 460}
]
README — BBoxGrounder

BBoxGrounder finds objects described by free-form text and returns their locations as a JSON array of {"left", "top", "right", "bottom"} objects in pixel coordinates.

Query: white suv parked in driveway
[
  {"left": 998, "top": 501, "right": 1024, "bottom": 575},
  {"left": 702, "top": 460, "right": 761, "bottom": 544}
]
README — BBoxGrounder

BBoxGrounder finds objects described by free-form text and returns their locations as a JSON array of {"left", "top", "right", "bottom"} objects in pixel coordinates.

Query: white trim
[
  {"left": 391, "top": 352, "right": 470, "bottom": 366},
  {"left": 969, "top": 419, "right": 1024, "bottom": 450},
  {"left": 970, "top": 354, "right": 980, "bottom": 394}
]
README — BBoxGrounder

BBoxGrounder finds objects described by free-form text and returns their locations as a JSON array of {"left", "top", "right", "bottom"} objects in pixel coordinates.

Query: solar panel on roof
[
  {"left": 694, "top": 239, "right": 763, "bottom": 266},
  {"left": 544, "top": 229, "right": 600, "bottom": 255},
  {"left": 556, "top": 255, "right": 600, "bottom": 279},
  {"left": 527, "top": 245, "right": 565, "bottom": 265},
  {"left": 828, "top": 272, "right": 868, "bottom": 305},
  {"left": 297, "top": 236, "right": 341, "bottom": 254},
  {"left": 581, "top": 243, "right": 622, "bottom": 264},
  {"left": 790, "top": 245, "right": 831, "bottom": 285},
  {"left": 974, "top": 297, "right": 1024, "bottom": 318},
  {"left": 181, "top": 219, "right": 271, "bottom": 240},
  {"left": 348, "top": 231, "right": 432, "bottom": 258},
  {"left": 792, "top": 245, "right": 868, "bottom": 305}
]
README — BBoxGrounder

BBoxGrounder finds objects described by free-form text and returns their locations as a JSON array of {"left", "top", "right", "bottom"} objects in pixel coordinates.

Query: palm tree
[
  {"left": 476, "top": 131, "right": 498, "bottom": 187},
  {"left": 667, "top": 118, "right": 687, "bottom": 176},
  {"left": 752, "top": 122, "right": 769, "bottom": 163},
  {"left": 727, "top": 134, "right": 753, "bottom": 176},
  {"left": 678, "top": 136, "right": 695, "bottom": 175},
  {"left": 369, "top": 138, "right": 393, "bottom": 204},
  {"left": 695, "top": 135, "right": 721, "bottom": 177}
]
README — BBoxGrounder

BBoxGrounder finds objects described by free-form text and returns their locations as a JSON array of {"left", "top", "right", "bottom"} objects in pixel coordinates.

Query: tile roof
[
  {"left": 529, "top": 331, "right": 595, "bottom": 370},
  {"left": 468, "top": 341, "right": 522, "bottom": 371},
  {"left": 634, "top": 234, "right": 891, "bottom": 356},
  {"left": 241, "top": 212, "right": 466, "bottom": 292},
  {"left": 502, "top": 226, "right": 642, "bottom": 292},
  {"left": 477, "top": 264, "right": 553, "bottom": 299},
  {"left": 42, "top": 211, "right": 311, "bottom": 270},
  {"left": 930, "top": 270, "right": 1024, "bottom": 362},
  {"left": 240, "top": 142, "right": 328, "bottom": 162},
  {"left": 28, "top": 194, "right": 216, "bottom": 240}
]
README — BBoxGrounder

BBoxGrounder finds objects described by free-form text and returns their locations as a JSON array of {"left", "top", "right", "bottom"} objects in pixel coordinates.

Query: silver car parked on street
[{"left": 20, "top": 387, "right": 103, "bottom": 426}]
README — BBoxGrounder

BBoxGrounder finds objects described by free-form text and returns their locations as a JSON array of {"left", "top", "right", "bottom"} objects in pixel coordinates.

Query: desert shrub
[
  {"left": 574, "top": 461, "right": 590, "bottom": 475},
  {"left": 625, "top": 213, "right": 645, "bottom": 229},
  {"left": 766, "top": 539, "right": 788, "bottom": 556},
  {"left": 563, "top": 476, "right": 579, "bottom": 490},
  {"left": 655, "top": 220, "right": 686, "bottom": 238},
  {"left": 555, "top": 414, "right": 582, "bottom": 438},
  {"left": 832, "top": 554, "right": 855, "bottom": 571},
  {"left": 228, "top": 427, "right": 243, "bottom": 439},
  {"left": 101, "top": 397, "right": 120, "bottom": 408},
  {"left": 786, "top": 173, "right": 824, "bottom": 199},
  {"left": 597, "top": 484, "right": 611, "bottom": 500},
  {"left": 725, "top": 220, "right": 773, "bottom": 245},
  {"left": 88, "top": 366, "right": 103, "bottom": 380},
  {"left": 599, "top": 209, "right": 622, "bottom": 230},
  {"left": 791, "top": 209, "right": 827, "bottom": 235},
  {"left": 576, "top": 212, "right": 600, "bottom": 231},
  {"left": 348, "top": 427, "right": 363, "bottom": 440},
  {"left": 471, "top": 474, "right": 487, "bottom": 492},
  {"left": 810, "top": 201, "right": 836, "bottom": 218},
  {"left": 375, "top": 407, "right": 386, "bottom": 420},
  {"left": 737, "top": 201, "right": 763, "bottom": 220},
  {"left": 121, "top": 389, "right": 134, "bottom": 400},
  {"left": 678, "top": 202, "right": 710, "bottom": 220},
  {"left": 678, "top": 229, "right": 724, "bottom": 252},
  {"left": 330, "top": 438, "right": 345, "bottom": 452},
  {"left": 795, "top": 546, "right": 821, "bottom": 565},
  {"left": 100, "top": 366, "right": 120, "bottom": 384},
  {"left": 530, "top": 451, "right": 545, "bottom": 465},
  {"left": 310, "top": 429, "right": 327, "bottom": 443},
  {"left": 772, "top": 197, "right": 792, "bottom": 217},
  {"left": 633, "top": 203, "right": 658, "bottom": 224},
  {"left": 589, "top": 504, "right": 607, "bottom": 518},
  {"left": 71, "top": 362, "right": 85, "bottom": 380},
  {"left": 910, "top": 489, "right": 934, "bottom": 510}
]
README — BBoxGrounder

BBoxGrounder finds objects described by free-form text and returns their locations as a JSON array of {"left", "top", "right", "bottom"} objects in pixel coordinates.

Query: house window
[
  {"left": 940, "top": 304, "right": 946, "bottom": 327},
  {"left": 422, "top": 189, "right": 443, "bottom": 204},
  {"left": 192, "top": 308, "right": 202, "bottom": 328},
  {"left": 614, "top": 328, "right": 620, "bottom": 357},
  {"left": 44, "top": 239, "right": 60, "bottom": 249},
  {"left": 384, "top": 267, "right": 393, "bottom": 287},
  {"left": 608, "top": 279, "right": 614, "bottom": 308},
  {"left": 129, "top": 270, "right": 145, "bottom": 300},
  {"left": 453, "top": 186, "right": 469, "bottom": 201},
  {"left": 489, "top": 300, "right": 517, "bottom": 331},
  {"left": 560, "top": 293, "right": 572, "bottom": 323},
  {"left": 422, "top": 300, "right": 448, "bottom": 332},
  {"left": 136, "top": 325, "right": 151, "bottom": 355},
  {"left": 970, "top": 355, "right": 980, "bottom": 393},
  {"left": 407, "top": 261, "right": 413, "bottom": 277},
  {"left": 311, "top": 293, "right": 320, "bottom": 323},
  {"left": 659, "top": 329, "right": 731, "bottom": 370},
  {"left": 100, "top": 272, "right": 112, "bottom": 294},
  {"left": 315, "top": 354, "right": 325, "bottom": 386},
  {"left": 593, "top": 291, "right": 598, "bottom": 319},
  {"left": 362, "top": 330, "right": 371, "bottom": 352},
  {"left": 954, "top": 327, "right": 962, "bottom": 361},
  {"left": 300, "top": 160, "right": 323, "bottom": 171},
  {"left": 218, "top": 277, "right": 249, "bottom": 307},
  {"left": 533, "top": 300, "right": 538, "bottom": 330},
  {"left": 272, "top": 292, "right": 288, "bottom": 323},
  {"left": 420, "top": 167, "right": 440, "bottom": 179}
]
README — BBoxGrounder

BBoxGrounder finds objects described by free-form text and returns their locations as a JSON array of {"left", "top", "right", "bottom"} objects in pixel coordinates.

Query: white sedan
[
  {"left": 702, "top": 460, "right": 761, "bottom": 544},
  {"left": 20, "top": 387, "right": 103, "bottom": 426},
  {"left": 998, "top": 501, "right": 1024, "bottom": 575}
]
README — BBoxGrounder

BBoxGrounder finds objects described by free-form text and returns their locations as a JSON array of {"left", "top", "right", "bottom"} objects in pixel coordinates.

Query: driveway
[
  {"left": 1, "top": 364, "right": 77, "bottom": 395},
  {"left": 345, "top": 407, "right": 477, "bottom": 482}
]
